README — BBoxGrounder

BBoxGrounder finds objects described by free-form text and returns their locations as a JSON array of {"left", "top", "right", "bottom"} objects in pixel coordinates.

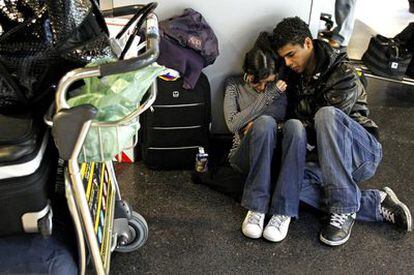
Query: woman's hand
[{"left": 276, "top": 80, "right": 287, "bottom": 93}]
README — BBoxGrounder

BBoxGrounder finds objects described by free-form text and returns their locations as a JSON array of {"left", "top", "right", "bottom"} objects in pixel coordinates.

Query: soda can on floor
[{"left": 195, "top": 147, "right": 208, "bottom": 173}]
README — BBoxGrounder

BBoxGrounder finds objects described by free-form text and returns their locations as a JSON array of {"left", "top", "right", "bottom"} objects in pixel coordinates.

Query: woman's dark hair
[
  {"left": 243, "top": 46, "right": 277, "bottom": 84},
  {"left": 254, "top": 32, "right": 278, "bottom": 59},
  {"left": 272, "top": 16, "right": 313, "bottom": 49}
]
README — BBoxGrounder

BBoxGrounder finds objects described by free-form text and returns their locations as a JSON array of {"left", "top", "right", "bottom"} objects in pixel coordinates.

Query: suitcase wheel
[{"left": 115, "top": 211, "right": 148, "bottom": 253}]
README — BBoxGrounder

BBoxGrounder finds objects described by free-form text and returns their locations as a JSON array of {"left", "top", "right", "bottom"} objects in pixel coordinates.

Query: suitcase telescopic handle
[
  {"left": 55, "top": 12, "right": 159, "bottom": 112},
  {"left": 101, "top": 4, "right": 148, "bottom": 17}
]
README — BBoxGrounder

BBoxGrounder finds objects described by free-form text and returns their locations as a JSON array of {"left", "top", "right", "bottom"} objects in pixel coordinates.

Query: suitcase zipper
[
  {"left": 147, "top": 146, "right": 200, "bottom": 150},
  {"left": 152, "top": 103, "right": 204, "bottom": 108},
  {"left": 152, "top": 125, "right": 202, "bottom": 130}
]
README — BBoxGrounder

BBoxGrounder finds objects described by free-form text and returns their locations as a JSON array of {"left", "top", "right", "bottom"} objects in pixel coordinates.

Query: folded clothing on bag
[
  {"left": 157, "top": 35, "right": 204, "bottom": 89},
  {"left": 160, "top": 8, "right": 219, "bottom": 66}
]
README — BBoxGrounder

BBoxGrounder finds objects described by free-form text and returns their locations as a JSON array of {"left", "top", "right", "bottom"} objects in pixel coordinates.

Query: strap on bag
[
  {"left": 90, "top": 0, "right": 110, "bottom": 35},
  {"left": 376, "top": 35, "right": 404, "bottom": 60}
]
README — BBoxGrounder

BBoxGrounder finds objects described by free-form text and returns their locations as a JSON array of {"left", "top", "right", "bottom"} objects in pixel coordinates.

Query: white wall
[{"left": 104, "top": 0, "right": 313, "bottom": 133}]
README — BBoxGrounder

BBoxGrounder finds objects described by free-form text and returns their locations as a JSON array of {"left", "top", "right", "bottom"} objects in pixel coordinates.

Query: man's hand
[
  {"left": 276, "top": 80, "right": 287, "bottom": 93},
  {"left": 242, "top": 121, "right": 254, "bottom": 135}
]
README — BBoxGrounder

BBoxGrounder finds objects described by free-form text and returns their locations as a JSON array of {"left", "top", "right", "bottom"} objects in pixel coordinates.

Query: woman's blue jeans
[{"left": 229, "top": 115, "right": 279, "bottom": 214}]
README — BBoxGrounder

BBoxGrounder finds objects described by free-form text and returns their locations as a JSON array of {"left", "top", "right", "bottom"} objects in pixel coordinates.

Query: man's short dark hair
[{"left": 272, "top": 16, "right": 313, "bottom": 49}]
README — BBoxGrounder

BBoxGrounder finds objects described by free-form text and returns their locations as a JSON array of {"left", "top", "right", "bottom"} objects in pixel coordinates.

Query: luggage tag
[{"left": 390, "top": 61, "right": 399, "bottom": 70}]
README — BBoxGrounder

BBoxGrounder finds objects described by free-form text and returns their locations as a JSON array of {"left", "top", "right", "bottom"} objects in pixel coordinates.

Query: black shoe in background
[
  {"left": 318, "top": 30, "right": 333, "bottom": 40},
  {"left": 381, "top": 187, "right": 412, "bottom": 231},
  {"left": 320, "top": 212, "right": 356, "bottom": 246}
]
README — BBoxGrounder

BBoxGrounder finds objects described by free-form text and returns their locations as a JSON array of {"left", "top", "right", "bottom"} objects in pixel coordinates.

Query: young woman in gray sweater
[{"left": 223, "top": 46, "right": 290, "bottom": 242}]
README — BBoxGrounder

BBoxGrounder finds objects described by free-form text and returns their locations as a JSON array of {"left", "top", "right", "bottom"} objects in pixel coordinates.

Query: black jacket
[{"left": 286, "top": 40, "right": 379, "bottom": 141}]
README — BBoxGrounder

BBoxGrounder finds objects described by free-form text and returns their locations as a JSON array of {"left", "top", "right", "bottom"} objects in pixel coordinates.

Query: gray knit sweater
[{"left": 223, "top": 76, "right": 286, "bottom": 158}]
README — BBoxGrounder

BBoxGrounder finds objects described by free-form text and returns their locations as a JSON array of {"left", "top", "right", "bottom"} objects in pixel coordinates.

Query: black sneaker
[
  {"left": 381, "top": 187, "right": 412, "bottom": 231},
  {"left": 320, "top": 213, "right": 356, "bottom": 246}
]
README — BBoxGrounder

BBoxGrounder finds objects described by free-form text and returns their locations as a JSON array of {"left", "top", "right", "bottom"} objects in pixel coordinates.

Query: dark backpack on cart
[
  {"left": 0, "top": 114, "right": 54, "bottom": 236},
  {"left": 140, "top": 73, "right": 211, "bottom": 170}
]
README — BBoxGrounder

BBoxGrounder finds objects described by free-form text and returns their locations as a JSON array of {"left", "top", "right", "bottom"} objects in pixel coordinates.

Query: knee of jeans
[
  {"left": 314, "top": 106, "right": 338, "bottom": 130},
  {"left": 252, "top": 115, "right": 277, "bottom": 136},
  {"left": 284, "top": 119, "right": 305, "bottom": 138}
]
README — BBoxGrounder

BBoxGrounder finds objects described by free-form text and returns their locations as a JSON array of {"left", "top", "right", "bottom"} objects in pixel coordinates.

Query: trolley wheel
[
  {"left": 115, "top": 211, "right": 148, "bottom": 253},
  {"left": 38, "top": 209, "right": 53, "bottom": 237}
]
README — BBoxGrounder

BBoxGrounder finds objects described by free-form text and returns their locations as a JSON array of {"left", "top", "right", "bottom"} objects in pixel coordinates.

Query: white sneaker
[
  {"left": 263, "top": 214, "right": 291, "bottom": 242},
  {"left": 242, "top": 210, "right": 265, "bottom": 239}
]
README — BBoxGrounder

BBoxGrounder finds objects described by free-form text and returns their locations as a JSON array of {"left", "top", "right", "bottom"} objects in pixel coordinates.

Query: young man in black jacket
[{"left": 269, "top": 16, "right": 412, "bottom": 246}]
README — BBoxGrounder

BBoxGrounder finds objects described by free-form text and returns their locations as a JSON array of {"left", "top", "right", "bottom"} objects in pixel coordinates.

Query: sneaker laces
[
  {"left": 268, "top": 215, "right": 289, "bottom": 229},
  {"left": 329, "top": 213, "right": 352, "bottom": 229},
  {"left": 247, "top": 212, "right": 263, "bottom": 225},
  {"left": 381, "top": 206, "right": 395, "bottom": 224}
]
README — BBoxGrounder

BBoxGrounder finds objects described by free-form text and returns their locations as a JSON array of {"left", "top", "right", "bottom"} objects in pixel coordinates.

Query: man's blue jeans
[
  {"left": 229, "top": 115, "right": 279, "bottom": 214},
  {"left": 272, "top": 107, "right": 384, "bottom": 222}
]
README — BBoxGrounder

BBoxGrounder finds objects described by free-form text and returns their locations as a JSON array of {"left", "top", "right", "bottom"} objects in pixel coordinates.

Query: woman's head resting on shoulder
[{"left": 242, "top": 47, "right": 278, "bottom": 92}]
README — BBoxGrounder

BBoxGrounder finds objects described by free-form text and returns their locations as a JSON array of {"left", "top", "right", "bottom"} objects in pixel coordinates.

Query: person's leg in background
[
  {"left": 229, "top": 115, "right": 278, "bottom": 239},
  {"left": 330, "top": 0, "right": 357, "bottom": 48},
  {"left": 0, "top": 234, "right": 78, "bottom": 275},
  {"left": 264, "top": 119, "right": 307, "bottom": 242},
  {"left": 410, "top": 0, "right": 414, "bottom": 13}
]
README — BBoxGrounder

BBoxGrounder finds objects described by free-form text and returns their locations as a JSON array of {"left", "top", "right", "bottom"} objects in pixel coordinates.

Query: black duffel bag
[
  {"left": 362, "top": 34, "right": 412, "bottom": 80},
  {"left": 394, "top": 22, "right": 414, "bottom": 78}
]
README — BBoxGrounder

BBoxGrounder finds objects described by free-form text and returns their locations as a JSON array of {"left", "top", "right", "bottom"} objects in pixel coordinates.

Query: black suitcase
[
  {"left": 0, "top": 114, "right": 53, "bottom": 236},
  {"left": 140, "top": 73, "right": 211, "bottom": 169}
]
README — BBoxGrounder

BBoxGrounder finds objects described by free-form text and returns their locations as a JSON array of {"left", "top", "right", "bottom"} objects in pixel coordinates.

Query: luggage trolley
[{"left": 49, "top": 7, "right": 160, "bottom": 275}]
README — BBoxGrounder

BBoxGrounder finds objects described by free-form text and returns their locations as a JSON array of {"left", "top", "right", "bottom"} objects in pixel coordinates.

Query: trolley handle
[
  {"left": 55, "top": 12, "right": 159, "bottom": 112},
  {"left": 100, "top": 13, "right": 159, "bottom": 76}
]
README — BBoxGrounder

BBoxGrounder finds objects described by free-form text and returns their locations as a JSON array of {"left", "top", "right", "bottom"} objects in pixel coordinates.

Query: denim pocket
[
  {"left": 352, "top": 161, "right": 378, "bottom": 182},
  {"left": 351, "top": 131, "right": 382, "bottom": 183}
]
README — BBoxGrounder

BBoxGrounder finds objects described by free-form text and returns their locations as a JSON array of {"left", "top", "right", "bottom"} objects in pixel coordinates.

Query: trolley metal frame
[{"left": 51, "top": 8, "right": 160, "bottom": 275}]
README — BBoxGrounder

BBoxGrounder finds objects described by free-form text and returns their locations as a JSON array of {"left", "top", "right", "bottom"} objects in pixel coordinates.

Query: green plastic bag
[{"left": 68, "top": 61, "right": 165, "bottom": 162}]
